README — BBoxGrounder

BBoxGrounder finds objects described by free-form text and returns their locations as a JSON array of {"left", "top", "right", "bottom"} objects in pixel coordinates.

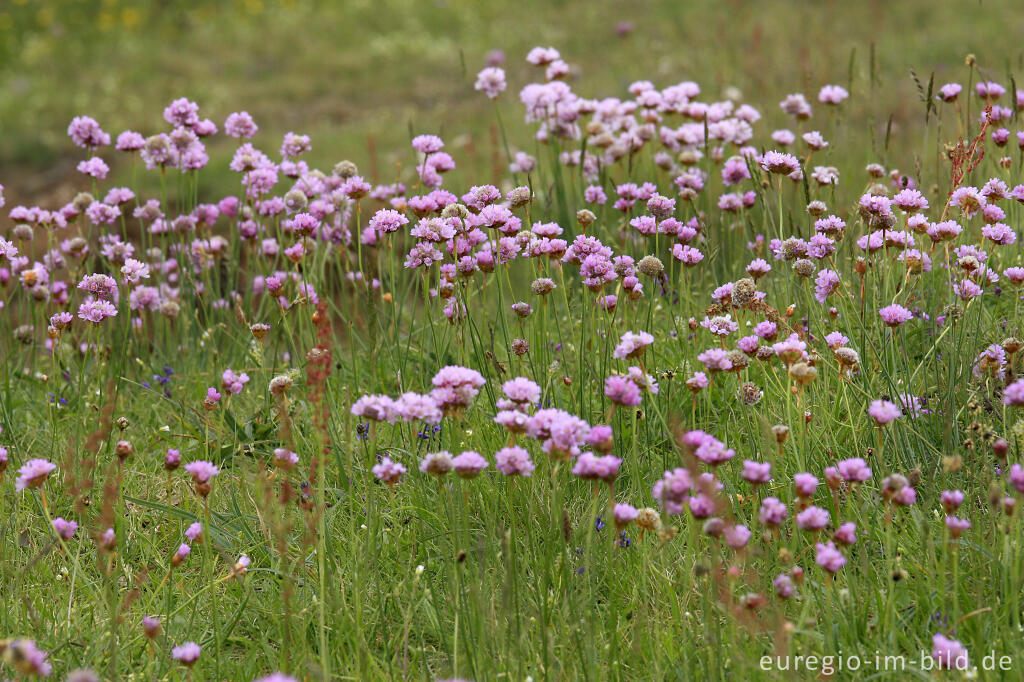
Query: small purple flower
[
  {"left": 171, "top": 641, "right": 201, "bottom": 666},
  {"left": 868, "top": 399, "right": 902, "bottom": 425},
  {"left": 419, "top": 451, "right": 454, "bottom": 477},
  {"left": 372, "top": 456, "right": 407, "bottom": 487},
  {"left": 931, "top": 633, "right": 969, "bottom": 670},
  {"left": 815, "top": 541, "right": 846, "bottom": 572},
  {"left": 51, "top": 517, "right": 78, "bottom": 540},
  {"left": 494, "top": 446, "right": 535, "bottom": 477},
  {"left": 15, "top": 458, "right": 56, "bottom": 491},
  {"left": 758, "top": 497, "right": 787, "bottom": 526},
  {"left": 796, "top": 506, "right": 830, "bottom": 531},
  {"left": 878, "top": 304, "right": 913, "bottom": 327},
  {"left": 452, "top": 451, "right": 489, "bottom": 479}
]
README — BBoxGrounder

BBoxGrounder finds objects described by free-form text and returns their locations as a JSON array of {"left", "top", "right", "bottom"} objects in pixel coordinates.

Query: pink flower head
[
  {"left": 613, "top": 331, "right": 654, "bottom": 359},
  {"left": 494, "top": 446, "right": 535, "bottom": 476},
  {"left": 185, "top": 522, "right": 202, "bottom": 541},
  {"left": 878, "top": 304, "right": 913, "bottom": 327},
  {"left": 941, "top": 489, "right": 965, "bottom": 511},
  {"left": 452, "top": 451, "right": 489, "bottom": 479},
  {"left": 724, "top": 524, "right": 751, "bottom": 548},
  {"left": 759, "top": 150, "right": 801, "bottom": 175},
  {"left": 225, "top": 111, "right": 258, "bottom": 139},
  {"left": 868, "top": 399, "right": 902, "bottom": 425},
  {"left": 16, "top": 458, "right": 56, "bottom": 491},
  {"left": 818, "top": 84, "right": 849, "bottom": 104},
  {"left": 796, "top": 505, "right": 830, "bottom": 531},
  {"left": 51, "top": 517, "right": 78, "bottom": 540},
  {"left": 937, "top": 83, "right": 962, "bottom": 102},
  {"left": 77, "top": 156, "right": 110, "bottom": 179},
  {"left": 931, "top": 633, "right": 969, "bottom": 670},
  {"left": 741, "top": 460, "right": 771, "bottom": 485},
  {"left": 1003, "top": 379, "right": 1024, "bottom": 406},
  {"left": 833, "top": 522, "right": 857, "bottom": 545},
  {"left": 0, "top": 639, "right": 51, "bottom": 676},
  {"left": 815, "top": 541, "right": 846, "bottom": 572},
  {"left": 613, "top": 503, "right": 639, "bottom": 528},
  {"left": 68, "top": 115, "right": 110, "bottom": 149},
  {"left": 604, "top": 374, "right": 641, "bottom": 407},
  {"left": 372, "top": 456, "right": 407, "bottom": 486},
  {"left": 475, "top": 67, "right": 507, "bottom": 99},
  {"left": 836, "top": 457, "right": 872, "bottom": 482},
  {"left": 571, "top": 452, "right": 622, "bottom": 483},
  {"left": 652, "top": 468, "right": 693, "bottom": 515},
  {"left": 412, "top": 135, "right": 444, "bottom": 155},
  {"left": 419, "top": 451, "right": 454, "bottom": 477},
  {"left": 183, "top": 460, "right": 220, "bottom": 484},
  {"left": 758, "top": 497, "right": 787, "bottom": 526},
  {"left": 77, "top": 299, "right": 118, "bottom": 323},
  {"left": 172, "top": 641, "right": 202, "bottom": 666},
  {"left": 794, "top": 473, "right": 819, "bottom": 497}
]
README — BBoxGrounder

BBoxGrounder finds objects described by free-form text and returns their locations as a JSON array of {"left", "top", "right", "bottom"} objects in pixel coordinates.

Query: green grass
[{"left": 3, "top": 1, "right": 1024, "bottom": 680}]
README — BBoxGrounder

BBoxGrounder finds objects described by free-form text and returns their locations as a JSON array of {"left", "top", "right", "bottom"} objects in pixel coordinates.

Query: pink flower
[
  {"left": 494, "top": 446, "right": 535, "bottom": 476},
  {"left": 77, "top": 156, "right": 110, "bottom": 179},
  {"left": 183, "top": 460, "right": 220, "bottom": 484},
  {"left": 172, "top": 641, "right": 202, "bottom": 666},
  {"left": 931, "top": 633, "right": 969, "bottom": 670},
  {"left": 412, "top": 135, "right": 444, "bottom": 155},
  {"left": 836, "top": 457, "right": 872, "bottom": 482},
  {"left": 878, "top": 304, "right": 913, "bottom": 327},
  {"left": 419, "top": 451, "right": 454, "bottom": 477},
  {"left": 724, "top": 524, "right": 751, "bottom": 548},
  {"left": 15, "top": 458, "right": 56, "bottom": 491},
  {"left": 794, "top": 473, "right": 819, "bottom": 497},
  {"left": 613, "top": 331, "right": 654, "bottom": 359},
  {"left": 475, "top": 67, "right": 507, "bottom": 99},
  {"left": 796, "top": 506, "right": 830, "bottom": 531},
  {"left": 452, "top": 451, "right": 489, "bottom": 479},
  {"left": 833, "top": 522, "right": 857, "bottom": 545},
  {"left": 372, "top": 456, "right": 407, "bottom": 486},
  {"left": 818, "top": 84, "right": 849, "bottom": 104},
  {"left": 815, "top": 541, "right": 846, "bottom": 572},
  {"left": 868, "top": 400, "right": 902, "bottom": 425},
  {"left": 758, "top": 497, "right": 787, "bottom": 526},
  {"left": 741, "top": 460, "right": 771, "bottom": 485}
]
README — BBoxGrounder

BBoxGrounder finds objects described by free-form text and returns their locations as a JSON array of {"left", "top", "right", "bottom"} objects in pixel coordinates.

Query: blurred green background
[{"left": 2, "top": 0, "right": 1023, "bottom": 207}]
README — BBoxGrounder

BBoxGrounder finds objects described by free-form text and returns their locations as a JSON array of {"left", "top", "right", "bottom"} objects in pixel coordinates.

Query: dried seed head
[
  {"left": 576, "top": 209, "right": 596, "bottom": 228},
  {"left": 779, "top": 238, "right": 802, "bottom": 261},
  {"left": 792, "top": 259, "right": 815, "bottom": 278},
  {"left": 636, "top": 507, "right": 662, "bottom": 531},
  {"left": 73, "top": 192, "right": 95, "bottom": 212},
  {"left": 772, "top": 424, "right": 790, "bottom": 444},
  {"left": 441, "top": 203, "right": 469, "bottom": 220},
  {"left": 726, "top": 349, "right": 749, "bottom": 371},
  {"left": 269, "top": 375, "right": 293, "bottom": 396},
  {"left": 284, "top": 188, "right": 308, "bottom": 212},
  {"left": 12, "top": 224, "right": 34, "bottom": 242},
  {"left": 531, "top": 278, "right": 556, "bottom": 296},
  {"left": 637, "top": 255, "right": 664, "bottom": 278},
  {"left": 115, "top": 440, "right": 134, "bottom": 461},
  {"left": 739, "top": 381, "right": 763, "bottom": 406},
  {"left": 333, "top": 160, "right": 358, "bottom": 178},
  {"left": 806, "top": 200, "right": 827, "bottom": 217},
  {"left": 731, "top": 278, "right": 757, "bottom": 308},
  {"left": 507, "top": 186, "right": 532, "bottom": 208}
]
